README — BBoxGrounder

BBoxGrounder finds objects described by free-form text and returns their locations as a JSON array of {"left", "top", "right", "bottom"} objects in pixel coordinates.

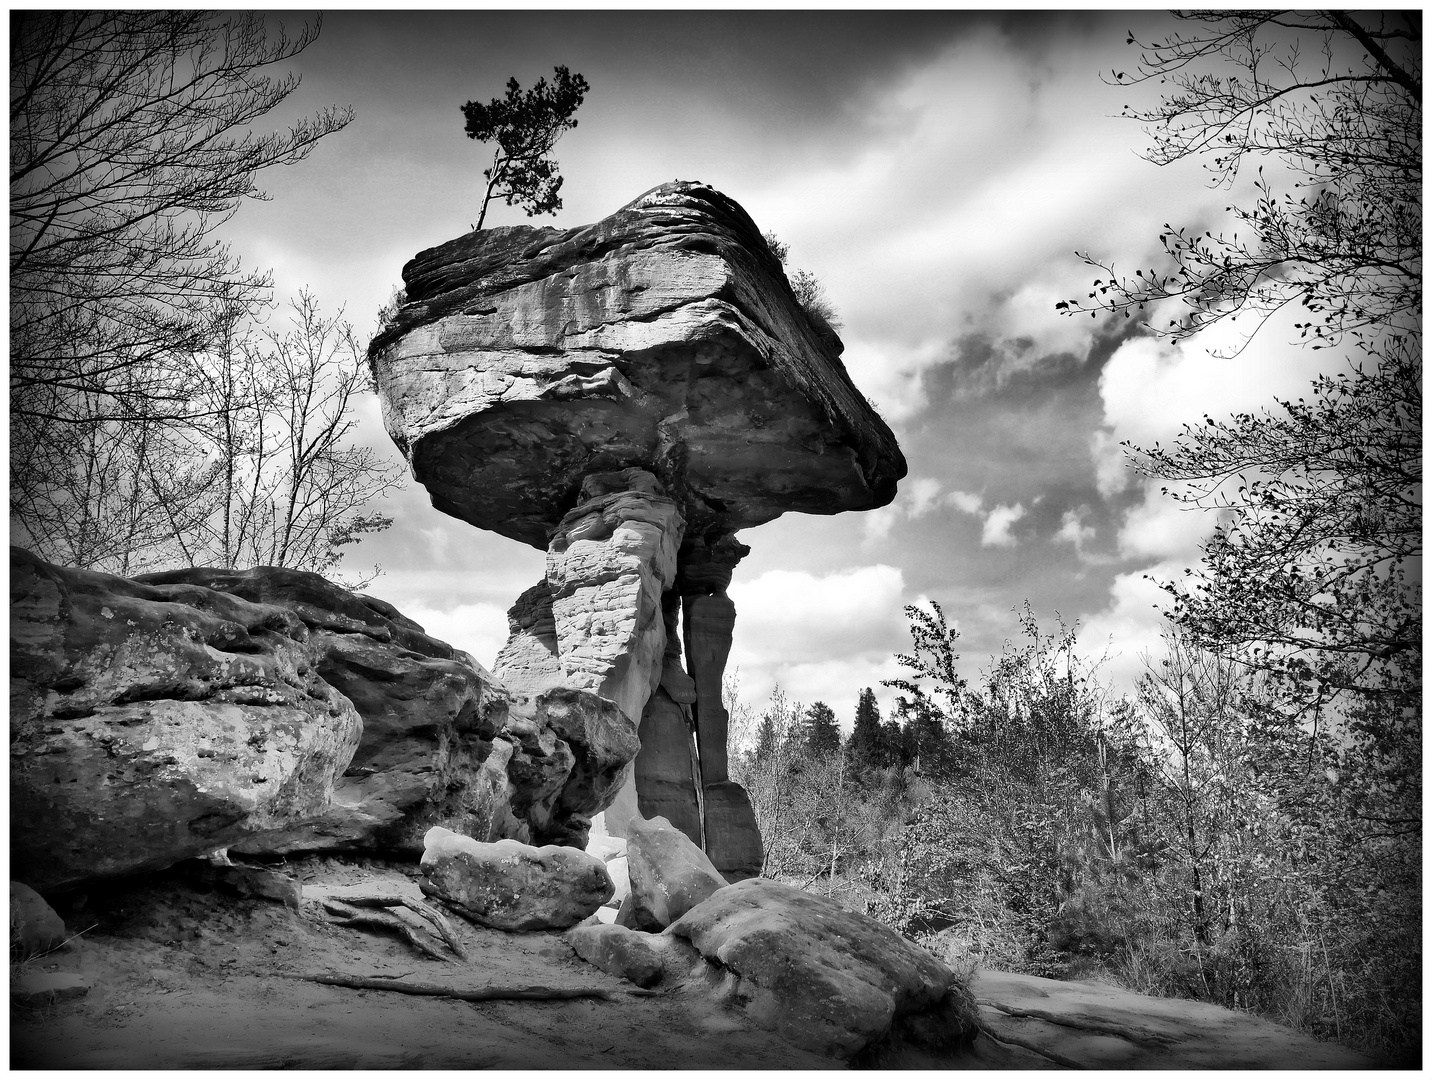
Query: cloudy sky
[{"left": 223, "top": 10, "right": 1332, "bottom": 733}]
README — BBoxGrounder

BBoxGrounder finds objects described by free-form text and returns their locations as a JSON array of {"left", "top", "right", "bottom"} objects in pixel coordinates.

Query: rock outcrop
[
  {"left": 419, "top": 826, "right": 613, "bottom": 931},
  {"left": 10, "top": 550, "right": 642, "bottom": 892},
  {"left": 10, "top": 549, "right": 362, "bottom": 892},
  {"left": 370, "top": 181, "right": 906, "bottom": 876},
  {"left": 664, "top": 878, "right": 973, "bottom": 1059}
]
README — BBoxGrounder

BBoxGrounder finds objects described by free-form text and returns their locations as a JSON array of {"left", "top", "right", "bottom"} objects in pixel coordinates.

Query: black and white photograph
[{"left": 9, "top": 8, "right": 1420, "bottom": 1069}]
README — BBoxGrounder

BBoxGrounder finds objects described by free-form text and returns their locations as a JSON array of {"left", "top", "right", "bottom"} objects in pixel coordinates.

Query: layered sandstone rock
[
  {"left": 10, "top": 550, "right": 642, "bottom": 891},
  {"left": 370, "top": 180, "right": 907, "bottom": 875},
  {"left": 370, "top": 180, "right": 904, "bottom": 547},
  {"left": 420, "top": 826, "right": 613, "bottom": 931},
  {"left": 665, "top": 878, "right": 974, "bottom": 1058},
  {"left": 621, "top": 815, "right": 728, "bottom": 932},
  {"left": 10, "top": 549, "right": 362, "bottom": 892}
]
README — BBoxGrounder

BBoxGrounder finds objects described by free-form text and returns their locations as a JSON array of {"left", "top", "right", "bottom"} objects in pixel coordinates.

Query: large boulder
[
  {"left": 10, "top": 550, "right": 363, "bottom": 892},
  {"left": 623, "top": 815, "right": 727, "bottom": 931},
  {"left": 370, "top": 180, "right": 905, "bottom": 549},
  {"left": 10, "top": 881, "right": 68, "bottom": 958},
  {"left": 665, "top": 878, "right": 972, "bottom": 1058},
  {"left": 566, "top": 923, "right": 666, "bottom": 988},
  {"left": 10, "top": 550, "right": 644, "bottom": 893},
  {"left": 133, "top": 565, "right": 640, "bottom": 854},
  {"left": 419, "top": 825, "right": 613, "bottom": 931}
]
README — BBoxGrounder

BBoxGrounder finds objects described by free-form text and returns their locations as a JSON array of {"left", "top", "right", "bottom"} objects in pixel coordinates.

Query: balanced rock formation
[
  {"left": 10, "top": 550, "right": 642, "bottom": 893},
  {"left": 370, "top": 180, "right": 906, "bottom": 878},
  {"left": 420, "top": 825, "right": 614, "bottom": 931}
]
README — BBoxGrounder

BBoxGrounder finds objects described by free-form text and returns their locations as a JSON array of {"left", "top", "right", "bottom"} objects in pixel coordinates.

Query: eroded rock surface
[
  {"left": 10, "top": 551, "right": 642, "bottom": 892},
  {"left": 371, "top": 180, "right": 905, "bottom": 548},
  {"left": 10, "top": 549, "right": 362, "bottom": 892},
  {"left": 622, "top": 815, "right": 728, "bottom": 932},
  {"left": 665, "top": 877, "right": 972, "bottom": 1058},
  {"left": 970, "top": 969, "right": 1377, "bottom": 1069},
  {"left": 420, "top": 826, "right": 613, "bottom": 931},
  {"left": 371, "top": 180, "right": 908, "bottom": 868}
]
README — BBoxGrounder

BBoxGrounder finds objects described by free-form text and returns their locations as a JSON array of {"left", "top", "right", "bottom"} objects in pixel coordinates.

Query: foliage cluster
[
  {"left": 732, "top": 603, "right": 1420, "bottom": 1064},
  {"left": 461, "top": 66, "right": 590, "bottom": 231}
]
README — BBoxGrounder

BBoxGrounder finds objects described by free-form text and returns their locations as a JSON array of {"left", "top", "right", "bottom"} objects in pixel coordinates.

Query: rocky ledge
[{"left": 10, "top": 549, "right": 639, "bottom": 892}]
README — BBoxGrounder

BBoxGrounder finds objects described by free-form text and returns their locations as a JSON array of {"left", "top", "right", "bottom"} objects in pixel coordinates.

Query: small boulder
[
  {"left": 10, "top": 882, "right": 67, "bottom": 959},
  {"left": 623, "top": 815, "right": 727, "bottom": 931},
  {"left": 665, "top": 878, "right": 970, "bottom": 1059},
  {"left": 12, "top": 971, "right": 92, "bottom": 1007},
  {"left": 566, "top": 923, "right": 665, "bottom": 988},
  {"left": 419, "top": 826, "right": 612, "bottom": 931}
]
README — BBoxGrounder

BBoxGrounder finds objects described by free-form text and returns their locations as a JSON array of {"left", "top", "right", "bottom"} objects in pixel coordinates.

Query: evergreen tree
[
  {"left": 846, "top": 687, "right": 883, "bottom": 774},
  {"left": 804, "top": 701, "right": 842, "bottom": 758},
  {"left": 753, "top": 714, "right": 779, "bottom": 763},
  {"left": 877, "top": 718, "right": 907, "bottom": 770},
  {"left": 898, "top": 696, "right": 950, "bottom": 777}
]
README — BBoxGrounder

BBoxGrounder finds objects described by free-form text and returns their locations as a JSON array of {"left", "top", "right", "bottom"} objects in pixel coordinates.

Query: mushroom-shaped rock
[
  {"left": 370, "top": 181, "right": 906, "bottom": 875},
  {"left": 370, "top": 180, "right": 906, "bottom": 548}
]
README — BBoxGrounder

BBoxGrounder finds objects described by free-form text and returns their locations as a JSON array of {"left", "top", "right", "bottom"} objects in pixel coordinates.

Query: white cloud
[
  {"left": 727, "top": 564, "right": 911, "bottom": 725},
  {"left": 1117, "top": 483, "right": 1217, "bottom": 562},
  {"left": 1055, "top": 506, "right": 1097, "bottom": 557},
  {"left": 1079, "top": 562, "right": 1184, "bottom": 695},
  {"left": 861, "top": 475, "right": 965, "bottom": 544},
  {"left": 398, "top": 601, "right": 511, "bottom": 670},
  {"left": 981, "top": 503, "right": 1026, "bottom": 547},
  {"left": 945, "top": 489, "right": 983, "bottom": 516}
]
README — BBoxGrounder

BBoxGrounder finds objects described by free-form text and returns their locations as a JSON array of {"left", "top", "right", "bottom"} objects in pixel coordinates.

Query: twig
[{"left": 286, "top": 972, "right": 660, "bottom": 1001}]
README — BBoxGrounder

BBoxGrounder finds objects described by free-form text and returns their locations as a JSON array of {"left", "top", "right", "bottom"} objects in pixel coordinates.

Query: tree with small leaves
[
  {"left": 883, "top": 601, "right": 967, "bottom": 729},
  {"left": 461, "top": 66, "right": 590, "bottom": 230},
  {"left": 1058, "top": 12, "right": 1420, "bottom": 718}
]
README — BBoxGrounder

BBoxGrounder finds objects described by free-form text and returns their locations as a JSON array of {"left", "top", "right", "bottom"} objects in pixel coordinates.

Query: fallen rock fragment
[
  {"left": 566, "top": 923, "right": 666, "bottom": 988},
  {"left": 419, "top": 826, "right": 613, "bottom": 931},
  {"left": 10, "top": 882, "right": 69, "bottom": 959},
  {"left": 622, "top": 815, "right": 727, "bottom": 931},
  {"left": 971, "top": 969, "right": 1378, "bottom": 1069},
  {"left": 12, "top": 971, "right": 92, "bottom": 1007},
  {"left": 665, "top": 878, "right": 975, "bottom": 1058}
]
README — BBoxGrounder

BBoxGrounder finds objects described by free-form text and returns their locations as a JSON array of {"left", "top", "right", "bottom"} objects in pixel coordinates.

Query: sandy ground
[
  {"left": 10, "top": 854, "right": 834, "bottom": 1070},
  {"left": 10, "top": 853, "right": 1384, "bottom": 1070}
]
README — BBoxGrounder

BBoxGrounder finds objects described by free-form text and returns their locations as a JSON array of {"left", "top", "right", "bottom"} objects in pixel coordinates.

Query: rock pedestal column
[
  {"left": 543, "top": 469, "right": 683, "bottom": 836},
  {"left": 679, "top": 535, "right": 764, "bottom": 880}
]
